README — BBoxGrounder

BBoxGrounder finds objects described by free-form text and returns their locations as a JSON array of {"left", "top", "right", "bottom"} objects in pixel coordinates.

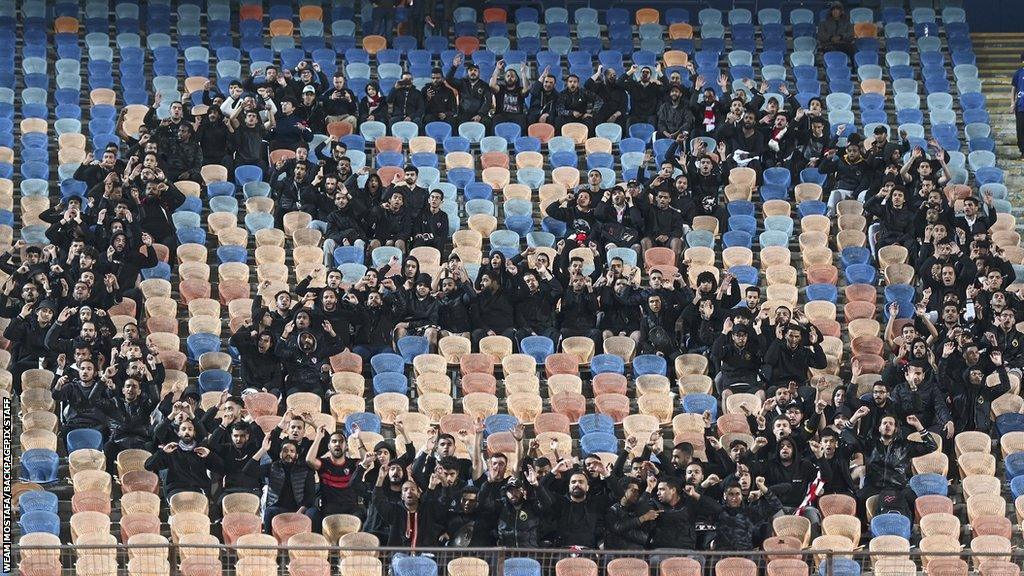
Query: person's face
[
  {"left": 906, "top": 365, "right": 925, "bottom": 387},
  {"left": 672, "top": 448, "right": 690, "bottom": 470},
  {"left": 614, "top": 279, "right": 629, "bottom": 295},
  {"left": 74, "top": 346, "right": 91, "bottom": 365},
  {"left": 773, "top": 418, "right": 792, "bottom": 440},
  {"left": 725, "top": 486, "right": 744, "bottom": 508},
  {"left": 276, "top": 293, "right": 291, "bottom": 310},
  {"left": 504, "top": 71, "right": 516, "bottom": 86},
  {"left": 698, "top": 158, "right": 712, "bottom": 175},
  {"left": 774, "top": 386, "right": 792, "bottom": 406},
  {"left": 872, "top": 383, "right": 888, "bottom": 405},
  {"left": 401, "top": 481, "right": 421, "bottom": 506},
  {"left": 775, "top": 114, "right": 788, "bottom": 129},
  {"left": 987, "top": 270, "right": 1003, "bottom": 290},
  {"left": 21, "top": 284, "right": 38, "bottom": 302},
  {"left": 430, "top": 72, "right": 443, "bottom": 86},
  {"left": 684, "top": 463, "right": 704, "bottom": 486},
  {"left": 523, "top": 274, "right": 539, "bottom": 292},
  {"left": 785, "top": 328, "right": 802, "bottom": 350},
  {"left": 281, "top": 101, "right": 295, "bottom": 114},
  {"left": 231, "top": 429, "right": 250, "bottom": 449},
  {"left": 489, "top": 455, "right": 507, "bottom": 478},
  {"left": 964, "top": 346, "right": 980, "bottom": 365},
  {"left": 743, "top": 112, "right": 756, "bottom": 129},
  {"left": 588, "top": 171, "right": 601, "bottom": 187},
  {"left": 367, "top": 292, "right": 382, "bottom": 307},
  {"left": 439, "top": 467, "right": 459, "bottom": 487},
  {"left": 566, "top": 76, "right": 579, "bottom": 90},
  {"left": 287, "top": 419, "right": 305, "bottom": 440},
  {"left": 623, "top": 482, "right": 641, "bottom": 506},
  {"left": 879, "top": 417, "right": 896, "bottom": 440},
  {"left": 779, "top": 441, "right": 794, "bottom": 462},
  {"left": 745, "top": 289, "right": 760, "bottom": 308},
  {"left": 912, "top": 340, "right": 928, "bottom": 358},
  {"left": 328, "top": 433, "right": 346, "bottom": 457},
  {"left": 322, "top": 290, "right": 338, "bottom": 309},
  {"left": 178, "top": 421, "right": 196, "bottom": 443},
  {"left": 729, "top": 443, "right": 746, "bottom": 462},
  {"left": 786, "top": 407, "right": 803, "bottom": 427},
  {"left": 656, "top": 482, "right": 677, "bottom": 504},
  {"left": 36, "top": 307, "right": 53, "bottom": 324},
  {"left": 656, "top": 192, "right": 671, "bottom": 209},
  {"left": 389, "top": 193, "right": 404, "bottom": 210},
  {"left": 404, "top": 169, "right": 418, "bottom": 185},
  {"left": 177, "top": 125, "right": 191, "bottom": 141},
  {"left": 460, "top": 492, "right": 478, "bottom": 513},
  {"left": 569, "top": 473, "right": 589, "bottom": 499},
  {"left": 670, "top": 88, "right": 682, "bottom": 101},
  {"left": 299, "top": 333, "right": 315, "bottom": 351},
  {"left": 941, "top": 266, "right": 956, "bottom": 286},
  {"left": 294, "top": 164, "right": 307, "bottom": 181},
  {"left": 387, "top": 463, "right": 404, "bottom": 484},
  {"left": 80, "top": 322, "right": 97, "bottom": 342},
  {"left": 169, "top": 102, "right": 182, "bottom": 120},
  {"left": 577, "top": 191, "right": 591, "bottom": 208},
  {"left": 438, "top": 437, "right": 455, "bottom": 457},
  {"left": 467, "top": 67, "right": 479, "bottom": 81},
  {"left": 244, "top": 112, "right": 259, "bottom": 128},
  {"left": 428, "top": 192, "right": 442, "bottom": 209},
  {"left": 648, "top": 295, "right": 662, "bottom": 314},
  {"left": 280, "top": 443, "right": 298, "bottom": 463},
  {"left": 78, "top": 361, "right": 96, "bottom": 381},
  {"left": 846, "top": 145, "right": 861, "bottom": 161}
]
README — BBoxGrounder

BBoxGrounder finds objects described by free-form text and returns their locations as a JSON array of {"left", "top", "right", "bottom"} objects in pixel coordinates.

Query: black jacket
[
  {"left": 604, "top": 499, "right": 653, "bottom": 550},
  {"left": 841, "top": 426, "right": 937, "bottom": 492},
  {"left": 144, "top": 446, "right": 222, "bottom": 495},
  {"left": 714, "top": 492, "right": 783, "bottom": 551},
  {"left": 447, "top": 66, "right": 492, "bottom": 119},
  {"left": 469, "top": 286, "right": 515, "bottom": 333},
  {"left": 495, "top": 484, "right": 553, "bottom": 548},
  {"left": 96, "top": 383, "right": 158, "bottom": 446},
  {"left": 513, "top": 278, "right": 563, "bottom": 332},
  {"left": 648, "top": 493, "right": 721, "bottom": 550},
  {"left": 229, "top": 328, "right": 284, "bottom": 394},
  {"left": 243, "top": 457, "right": 316, "bottom": 508},
  {"left": 763, "top": 339, "right": 828, "bottom": 386},
  {"left": 274, "top": 331, "right": 342, "bottom": 395},
  {"left": 372, "top": 484, "right": 446, "bottom": 546}
]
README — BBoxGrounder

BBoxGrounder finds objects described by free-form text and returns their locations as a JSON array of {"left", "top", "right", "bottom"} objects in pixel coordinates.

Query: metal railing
[{"left": 8, "top": 544, "right": 1022, "bottom": 576}]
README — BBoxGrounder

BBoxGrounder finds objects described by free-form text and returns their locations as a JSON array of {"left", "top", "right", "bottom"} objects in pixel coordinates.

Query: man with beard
[
  {"left": 137, "top": 179, "right": 186, "bottom": 248},
  {"left": 73, "top": 148, "right": 123, "bottom": 190},
  {"left": 811, "top": 428, "right": 858, "bottom": 497},
  {"left": 209, "top": 422, "right": 266, "bottom": 504},
  {"left": 843, "top": 414, "right": 936, "bottom": 518},
  {"left": 388, "top": 73, "right": 426, "bottom": 126},
  {"left": 373, "top": 465, "right": 446, "bottom": 546},
  {"left": 527, "top": 66, "right": 559, "bottom": 126},
  {"left": 46, "top": 308, "right": 106, "bottom": 372},
  {"left": 144, "top": 419, "right": 222, "bottom": 497},
  {"left": 648, "top": 476, "right": 721, "bottom": 557},
  {"left": 246, "top": 434, "right": 319, "bottom": 532},
  {"left": 364, "top": 446, "right": 416, "bottom": 542},
  {"left": 586, "top": 66, "right": 627, "bottom": 129},
  {"left": 495, "top": 469, "right": 552, "bottom": 548},
  {"left": 437, "top": 266, "right": 474, "bottom": 339},
  {"left": 718, "top": 110, "right": 767, "bottom": 175},
  {"left": 489, "top": 60, "right": 530, "bottom": 130},
  {"left": 557, "top": 274, "right": 602, "bottom": 351},
  {"left": 275, "top": 320, "right": 342, "bottom": 397},
  {"left": 638, "top": 189, "right": 686, "bottom": 256},
  {"left": 555, "top": 74, "right": 602, "bottom": 135},
  {"left": 944, "top": 347, "right": 1010, "bottom": 435},
  {"left": 97, "top": 376, "right": 158, "bottom": 476},
  {"left": 422, "top": 68, "right": 457, "bottom": 128},
  {"left": 447, "top": 56, "right": 492, "bottom": 126},
  {"left": 764, "top": 323, "right": 828, "bottom": 388},
  {"left": 657, "top": 85, "right": 691, "bottom": 139},
  {"left": 622, "top": 65, "right": 663, "bottom": 127},
  {"left": 413, "top": 430, "right": 476, "bottom": 488},
  {"left": 321, "top": 74, "right": 358, "bottom": 130},
  {"left": 599, "top": 276, "right": 645, "bottom": 341},
  {"left": 230, "top": 321, "right": 284, "bottom": 395},
  {"left": 512, "top": 268, "right": 562, "bottom": 347},
  {"left": 545, "top": 469, "right": 605, "bottom": 548},
  {"left": 468, "top": 271, "right": 516, "bottom": 348},
  {"left": 441, "top": 488, "right": 481, "bottom": 546},
  {"left": 352, "top": 287, "right": 406, "bottom": 360},
  {"left": 604, "top": 477, "right": 657, "bottom": 550},
  {"left": 295, "top": 85, "right": 327, "bottom": 134},
  {"left": 306, "top": 427, "right": 366, "bottom": 523},
  {"left": 689, "top": 74, "right": 731, "bottom": 136},
  {"left": 320, "top": 191, "right": 367, "bottom": 267}
]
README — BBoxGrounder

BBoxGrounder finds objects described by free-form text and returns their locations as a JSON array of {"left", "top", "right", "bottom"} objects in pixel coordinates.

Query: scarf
[{"left": 404, "top": 509, "right": 419, "bottom": 548}]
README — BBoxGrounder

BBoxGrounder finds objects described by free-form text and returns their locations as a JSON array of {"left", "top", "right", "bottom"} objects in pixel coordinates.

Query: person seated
[{"left": 817, "top": 1, "right": 856, "bottom": 58}]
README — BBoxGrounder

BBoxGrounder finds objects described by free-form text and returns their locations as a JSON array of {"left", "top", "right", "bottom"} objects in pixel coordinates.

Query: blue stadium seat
[
  {"left": 909, "top": 473, "right": 948, "bottom": 496},
  {"left": 373, "top": 373, "right": 409, "bottom": 395},
  {"left": 397, "top": 336, "right": 430, "bottom": 363},
  {"left": 579, "top": 414, "right": 615, "bottom": 436},
  {"left": 19, "top": 510, "right": 60, "bottom": 536},
  {"left": 484, "top": 414, "right": 519, "bottom": 437},
  {"left": 20, "top": 449, "right": 59, "bottom": 483},
  {"left": 581, "top": 432, "right": 619, "bottom": 455},
  {"left": 346, "top": 412, "right": 383, "bottom": 435},
  {"left": 870, "top": 513, "right": 912, "bottom": 539},
  {"left": 591, "top": 354, "right": 625, "bottom": 375},
  {"left": 198, "top": 369, "right": 232, "bottom": 393},
  {"left": 520, "top": 335, "right": 554, "bottom": 363},
  {"left": 66, "top": 429, "right": 104, "bottom": 452},
  {"left": 371, "top": 353, "right": 405, "bottom": 374}
]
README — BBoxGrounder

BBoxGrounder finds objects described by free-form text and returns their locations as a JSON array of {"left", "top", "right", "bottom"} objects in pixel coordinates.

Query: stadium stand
[{"left": 6, "top": 0, "right": 1024, "bottom": 575}]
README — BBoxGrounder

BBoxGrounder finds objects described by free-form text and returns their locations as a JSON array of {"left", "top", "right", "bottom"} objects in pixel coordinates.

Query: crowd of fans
[{"left": 6, "top": 0, "right": 1019, "bottom": 556}]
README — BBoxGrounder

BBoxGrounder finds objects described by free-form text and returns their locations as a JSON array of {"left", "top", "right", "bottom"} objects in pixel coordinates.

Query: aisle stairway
[{"left": 975, "top": 32, "right": 1024, "bottom": 231}]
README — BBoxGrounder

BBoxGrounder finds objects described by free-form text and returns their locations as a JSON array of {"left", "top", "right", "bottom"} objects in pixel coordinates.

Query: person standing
[{"left": 1012, "top": 52, "right": 1024, "bottom": 158}]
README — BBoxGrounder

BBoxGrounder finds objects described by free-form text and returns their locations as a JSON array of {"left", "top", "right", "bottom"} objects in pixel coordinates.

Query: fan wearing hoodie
[
  {"left": 229, "top": 321, "right": 283, "bottom": 395},
  {"left": 714, "top": 477, "right": 783, "bottom": 551},
  {"left": 275, "top": 319, "right": 343, "bottom": 399},
  {"left": 468, "top": 270, "right": 517, "bottom": 349}
]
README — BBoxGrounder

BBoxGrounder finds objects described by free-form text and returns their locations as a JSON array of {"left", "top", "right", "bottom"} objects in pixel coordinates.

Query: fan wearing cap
[
  {"left": 712, "top": 318, "right": 764, "bottom": 399},
  {"left": 295, "top": 84, "right": 327, "bottom": 134},
  {"left": 422, "top": 67, "right": 458, "bottom": 128},
  {"left": 447, "top": 54, "right": 493, "bottom": 126},
  {"left": 495, "top": 467, "right": 553, "bottom": 547},
  {"left": 817, "top": 2, "right": 855, "bottom": 58}
]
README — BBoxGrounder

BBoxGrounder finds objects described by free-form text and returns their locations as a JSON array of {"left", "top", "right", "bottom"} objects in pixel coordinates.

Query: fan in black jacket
[
  {"left": 447, "top": 56, "right": 492, "bottom": 125},
  {"left": 4, "top": 300, "right": 56, "bottom": 392},
  {"left": 604, "top": 477, "right": 656, "bottom": 550},
  {"left": 144, "top": 419, "right": 223, "bottom": 498},
  {"left": 468, "top": 271, "right": 516, "bottom": 348},
  {"left": 557, "top": 275, "right": 602, "bottom": 349},
  {"left": 229, "top": 324, "right": 283, "bottom": 395},
  {"left": 275, "top": 321, "right": 343, "bottom": 397},
  {"left": 512, "top": 268, "right": 562, "bottom": 346},
  {"left": 97, "top": 375, "right": 158, "bottom": 475},
  {"left": 585, "top": 67, "right": 628, "bottom": 128}
]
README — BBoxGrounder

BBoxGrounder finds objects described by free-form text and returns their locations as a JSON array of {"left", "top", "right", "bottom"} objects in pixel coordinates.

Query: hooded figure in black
[
  {"left": 274, "top": 320, "right": 342, "bottom": 397},
  {"left": 495, "top": 473, "right": 553, "bottom": 548},
  {"left": 229, "top": 325, "right": 284, "bottom": 395},
  {"left": 758, "top": 437, "right": 818, "bottom": 510},
  {"left": 468, "top": 270, "right": 516, "bottom": 348},
  {"left": 944, "top": 350, "right": 1010, "bottom": 435},
  {"left": 714, "top": 478, "right": 784, "bottom": 551}
]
